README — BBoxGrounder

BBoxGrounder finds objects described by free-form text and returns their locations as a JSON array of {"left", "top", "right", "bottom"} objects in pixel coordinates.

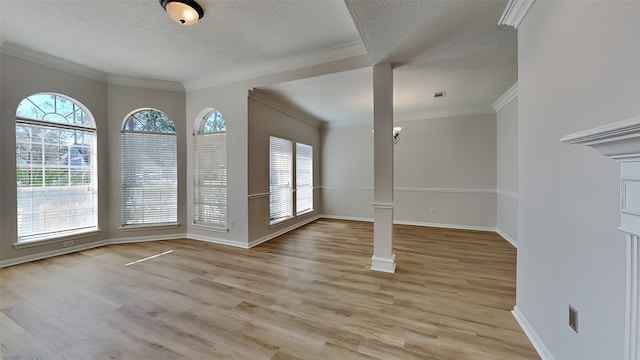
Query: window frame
[
  {"left": 269, "top": 136, "right": 294, "bottom": 225},
  {"left": 193, "top": 109, "right": 228, "bottom": 230},
  {"left": 15, "top": 92, "right": 99, "bottom": 245},
  {"left": 269, "top": 135, "right": 315, "bottom": 226},
  {"left": 295, "top": 142, "right": 314, "bottom": 215},
  {"left": 120, "top": 108, "right": 178, "bottom": 228}
]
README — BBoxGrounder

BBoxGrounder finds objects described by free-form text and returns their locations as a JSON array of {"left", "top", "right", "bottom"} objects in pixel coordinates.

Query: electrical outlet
[
  {"left": 429, "top": 207, "right": 436, "bottom": 215},
  {"left": 62, "top": 240, "right": 74, "bottom": 248},
  {"left": 569, "top": 305, "right": 578, "bottom": 333}
]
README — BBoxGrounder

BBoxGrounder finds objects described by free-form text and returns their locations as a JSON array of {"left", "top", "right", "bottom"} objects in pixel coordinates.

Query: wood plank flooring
[{"left": 0, "top": 219, "right": 539, "bottom": 359}]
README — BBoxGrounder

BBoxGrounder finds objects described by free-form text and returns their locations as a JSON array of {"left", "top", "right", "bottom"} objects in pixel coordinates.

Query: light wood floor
[{"left": 0, "top": 219, "right": 539, "bottom": 359}]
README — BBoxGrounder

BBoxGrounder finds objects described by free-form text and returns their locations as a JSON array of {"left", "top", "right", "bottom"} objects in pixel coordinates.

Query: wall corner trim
[
  {"left": 249, "top": 90, "right": 322, "bottom": 128},
  {"left": 371, "top": 254, "right": 396, "bottom": 273},
  {"left": 492, "top": 81, "right": 518, "bottom": 112},
  {"left": 499, "top": 0, "right": 536, "bottom": 29},
  {"left": 495, "top": 228, "right": 517, "bottom": 247},
  {"left": 512, "top": 306, "right": 556, "bottom": 360}
]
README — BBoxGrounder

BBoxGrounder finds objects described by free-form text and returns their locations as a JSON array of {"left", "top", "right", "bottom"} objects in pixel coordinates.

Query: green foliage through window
[{"left": 123, "top": 109, "right": 176, "bottom": 133}]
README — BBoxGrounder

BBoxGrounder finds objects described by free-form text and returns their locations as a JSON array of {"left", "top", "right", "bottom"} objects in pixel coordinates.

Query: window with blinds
[
  {"left": 121, "top": 109, "right": 177, "bottom": 226},
  {"left": 269, "top": 136, "right": 293, "bottom": 223},
  {"left": 193, "top": 109, "right": 227, "bottom": 227},
  {"left": 15, "top": 93, "right": 98, "bottom": 242},
  {"left": 296, "top": 143, "right": 313, "bottom": 214}
]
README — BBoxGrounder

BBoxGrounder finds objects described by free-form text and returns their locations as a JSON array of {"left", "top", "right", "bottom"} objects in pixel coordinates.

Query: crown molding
[
  {"left": 499, "top": 0, "right": 536, "bottom": 28},
  {"left": 184, "top": 40, "right": 368, "bottom": 91},
  {"left": 492, "top": 81, "right": 518, "bottom": 111},
  {"left": 321, "top": 118, "right": 371, "bottom": 129},
  {"left": 1, "top": 42, "right": 108, "bottom": 82},
  {"left": 1, "top": 42, "right": 185, "bottom": 91},
  {"left": 249, "top": 90, "right": 322, "bottom": 128},
  {"left": 396, "top": 107, "right": 494, "bottom": 123},
  {"left": 321, "top": 107, "right": 495, "bottom": 129},
  {"left": 108, "top": 74, "right": 184, "bottom": 92}
]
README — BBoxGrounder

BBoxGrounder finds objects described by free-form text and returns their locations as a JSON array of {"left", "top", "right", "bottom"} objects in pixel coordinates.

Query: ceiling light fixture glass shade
[
  {"left": 393, "top": 127, "right": 402, "bottom": 145},
  {"left": 159, "top": 0, "right": 204, "bottom": 26}
]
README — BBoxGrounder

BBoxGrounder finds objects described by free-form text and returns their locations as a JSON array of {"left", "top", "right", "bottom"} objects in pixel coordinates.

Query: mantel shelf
[{"left": 561, "top": 116, "right": 640, "bottom": 161}]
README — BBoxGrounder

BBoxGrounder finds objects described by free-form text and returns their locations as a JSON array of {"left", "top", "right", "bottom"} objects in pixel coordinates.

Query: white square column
[
  {"left": 562, "top": 116, "right": 640, "bottom": 360},
  {"left": 371, "top": 62, "right": 396, "bottom": 273}
]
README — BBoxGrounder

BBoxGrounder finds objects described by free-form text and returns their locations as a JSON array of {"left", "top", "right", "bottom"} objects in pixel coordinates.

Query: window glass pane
[
  {"left": 123, "top": 109, "right": 176, "bottom": 133},
  {"left": 16, "top": 93, "right": 92, "bottom": 128}
]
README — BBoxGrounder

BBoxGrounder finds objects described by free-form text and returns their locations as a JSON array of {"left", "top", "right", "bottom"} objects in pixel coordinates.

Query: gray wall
[
  {"left": 0, "top": 53, "right": 187, "bottom": 263},
  {"left": 185, "top": 82, "right": 250, "bottom": 247},
  {"left": 496, "top": 96, "right": 518, "bottom": 245},
  {"left": 247, "top": 96, "right": 321, "bottom": 244},
  {"left": 321, "top": 113, "right": 497, "bottom": 230},
  {"left": 1, "top": 54, "right": 109, "bottom": 261},
  {"left": 516, "top": 2, "right": 639, "bottom": 359},
  {"left": 107, "top": 84, "right": 186, "bottom": 239}
]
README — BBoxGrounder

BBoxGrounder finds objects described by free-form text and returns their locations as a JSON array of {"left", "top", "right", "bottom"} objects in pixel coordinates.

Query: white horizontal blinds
[
  {"left": 15, "top": 93, "right": 97, "bottom": 241},
  {"left": 193, "top": 110, "right": 227, "bottom": 226},
  {"left": 296, "top": 143, "right": 313, "bottom": 214},
  {"left": 121, "top": 109, "right": 177, "bottom": 226},
  {"left": 269, "top": 136, "right": 293, "bottom": 222}
]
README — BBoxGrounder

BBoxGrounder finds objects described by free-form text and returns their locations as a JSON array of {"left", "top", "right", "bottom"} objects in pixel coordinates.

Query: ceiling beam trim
[
  {"left": 492, "top": 81, "right": 518, "bottom": 112},
  {"left": 499, "top": 0, "right": 536, "bottom": 29},
  {"left": 184, "top": 41, "right": 368, "bottom": 91}
]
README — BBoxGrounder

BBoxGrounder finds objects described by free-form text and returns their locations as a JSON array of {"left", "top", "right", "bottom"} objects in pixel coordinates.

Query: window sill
[
  {"left": 14, "top": 228, "right": 101, "bottom": 249},
  {"left": 296, "top": 209, "right": 314, "bottom": 217},
  {"left": 269, "top": 216, "right": 293, "bottom": 227},
  {"left": 119, "top": 222, "right": 180, "bottom": 232},
  {"left": 191, "top": 223, "right": 229, "bottom": 233}
]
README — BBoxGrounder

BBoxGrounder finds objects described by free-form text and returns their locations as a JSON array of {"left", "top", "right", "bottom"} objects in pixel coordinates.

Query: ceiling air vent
[{"left": 434, "top": 91, "right": 446, "bottom": 98}]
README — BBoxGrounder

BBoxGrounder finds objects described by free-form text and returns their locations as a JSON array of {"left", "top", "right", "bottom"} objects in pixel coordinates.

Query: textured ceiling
[
  {"left": 0, "top": 0, "right": 517, "bottom": 125},
  {"left": 0, "top": 0, "right": 361, "bottom": 83},
  {"left": 259, "top": 0, "right": 517, "bottom": 124}
]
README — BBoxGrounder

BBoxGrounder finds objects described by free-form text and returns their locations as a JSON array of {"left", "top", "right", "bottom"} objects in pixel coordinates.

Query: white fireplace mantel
[{"left": 562, "top": 115, "right": 640, "bottom": 360}]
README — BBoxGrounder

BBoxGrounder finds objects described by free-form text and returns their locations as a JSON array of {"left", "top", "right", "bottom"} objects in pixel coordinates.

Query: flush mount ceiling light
[
  {"left": 159, "top": 0, "right": 204, "bottom": 26},
  {"left": 393, "top": 127, "right": 402, "bottom": 145}
]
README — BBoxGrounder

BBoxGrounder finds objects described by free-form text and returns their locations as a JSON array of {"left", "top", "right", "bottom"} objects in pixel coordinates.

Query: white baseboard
[
  {"left": 186, "top": 233, "right": 249, "bottom": 249},
  {"left": 319, "top": 214, "right": 373, "bottom": 223},
  {"left": 512, "top": 306, "right": 555, "bottom": 360},
  {"left": 107, "top": 233, "right": 185, "bottom": 245},
  {"left": 371, "top": 254, "right": 396, "bottom": 273},
  {"left": 0, "top": 240, "right": 110, "bottom": 268},
  {"left": 496, "top": 228, "right": 518, "bottom": 248},
  {"left": 393, "top": 219, "right": 495, "bottom": 232},
  {"left": 248, "top": 215, "right": 321, "bottom": 248},
  {"left": 319, "top": 215, "right": 495, "bottom": 233}
]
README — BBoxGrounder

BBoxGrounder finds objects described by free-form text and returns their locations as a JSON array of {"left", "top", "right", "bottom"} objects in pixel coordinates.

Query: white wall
[
  {"left": 496, "top": 95, "right": 518, "bottom": 245},
  {"left": 516, "top": 2, "right": 639, "bottom": 359},
  {"left": 322, "top": 113, "right": 497, "bottom": 230}
]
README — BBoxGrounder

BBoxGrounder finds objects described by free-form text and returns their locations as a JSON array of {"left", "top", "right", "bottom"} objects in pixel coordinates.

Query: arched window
[
  {"left": 16, "top": 93, "right": 97, "bottom": 242},
  {"left": 193, "top": 109, "right": 227, "bottom": 227},
  {"left": 121, "top": 109, "right": 177, "bottom": 226}
]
